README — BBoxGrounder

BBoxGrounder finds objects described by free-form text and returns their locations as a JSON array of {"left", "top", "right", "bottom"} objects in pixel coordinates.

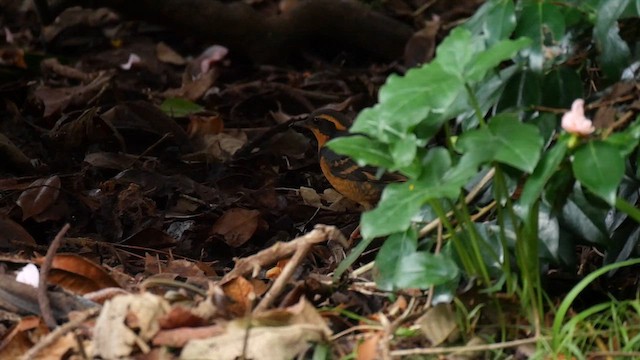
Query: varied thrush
[{"left": 298, "top": 109, "right": 402, "bottom": 209}]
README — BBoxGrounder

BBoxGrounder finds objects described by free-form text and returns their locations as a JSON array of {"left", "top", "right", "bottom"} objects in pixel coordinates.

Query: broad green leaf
[
  {"left": 360, "top": 183, "right": 428, "bottom": 239},
  {"left": 457, "top": 114, "right": 543, "bottom": 173},
  {"left": 541, "top": 68, "right": 584, "bottom": 108},
  {"left": 561, "top": 186, "right": 609, "bottom": 245},
  {"left": 483, "top": 0, "right": 517, "bottom": 44},
  {"left": 594, "top": 0, "right": 631, "bottom": 79},
  {"left": 326, "top": 135, "right": 394, "bottom": 168},
  {"left": 572, "top": 141, "right": 625, "bottom": 205},
  {"left": 464, "top": 0, "right": 516, "bottom": 43},
  {"left": 390, "top": 134, "right": 418, "bottom": 167},
  {"left": 459, "top": 65, "right": 519, "bottom": 130},
  {"left": 496, "top": 70, "right": 542, "bottom": 112},
  {"left": 392, "top": 252, "right": 460, "bottom": 289},
  {"left": 374, "top": 229, "right": 418, "bottom": 291},
  {"left": 465, "top": 37, "right": 531, "bottom": 82},
  {"left": 160, "top": 98, "right": 204, "bottom": 117},
  {"left": 514, "top": 2, "right": 565, "bottom": 71},
  {"left": 519, "top": 137, "right": 569, "bottom": 214},
  {"left": 361, "top": 148, "right": 462, "bottom": 238},
  {"left": 436, "top": 28, "right": 475, "bottom": 78}
]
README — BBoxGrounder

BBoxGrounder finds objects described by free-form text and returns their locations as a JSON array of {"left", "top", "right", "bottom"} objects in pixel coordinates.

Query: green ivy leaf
[
  {"left": 374, "top": 229, "right": 418, "bottom": 291},
  {"left": 464, "top": 0, "right": 516, "bottom": 44},
  {"left": 436, "top": 27, "right": 475, "bottom": 78},
  {"left": 390, "top": 134, "right": 418, "bottom": 167},
  {"left": 518, "top": 136, "right": 569, "bottom": 216},
  {"left": 160, "top": 98, "right": 204, "bottom": 117},
  {"left": 457, "top": 114, "right": 543, "bottom": 173},
  {"left": 561, "top": 186, "right": 609, "bottom": 245},
  {"left": 572, "top": 141, "right": 625, "bottom": 205},
  {"left": 391, "top": 252, "right": 460, "bottom": 289},
  {"left": 465, "top": 37, "right": 531, "bottom": 82},
  {"left": 514, "top": 2, "right": 565, "bottom": 71},
  {"left": 541, "top": 68, "right": 584, "bottom": 108},
  {"left": 594, "top": 0, "right": 631, "bottom": 79},
  {"left": 326, "top": 135, "right": 394, "bottom": 168},
  {"left": 361, "top": 148, "right": 462, "bottom": 238}
]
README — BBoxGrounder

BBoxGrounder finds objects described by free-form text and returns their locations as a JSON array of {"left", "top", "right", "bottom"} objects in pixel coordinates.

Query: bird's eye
[{"left": 312, "top": 117, "right": 321, "bottom": 124}]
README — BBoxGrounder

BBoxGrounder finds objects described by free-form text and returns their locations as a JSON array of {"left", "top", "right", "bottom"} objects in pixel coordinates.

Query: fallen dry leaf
[
  {"left": 16, "top": 175, "right": 61, "bottom": 220},
  {"left": 33, "top": 253, "right": 121, "bottom": 295},
  {"left": 0, "top": 215, "right": 37, "bottom": 248},
  {"left": 211, "top": 208, "right": 262, "bottom": 247},
  {"left": 92, "top": 293, "right": 170, "bottom": 359},
  {"left": 417, "top": 303, "right": 460, "bottom": 346}
]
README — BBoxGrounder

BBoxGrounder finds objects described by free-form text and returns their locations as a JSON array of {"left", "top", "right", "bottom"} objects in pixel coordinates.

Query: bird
[{"left": 297, "top": 109, "right": 403, "bottom": 209}]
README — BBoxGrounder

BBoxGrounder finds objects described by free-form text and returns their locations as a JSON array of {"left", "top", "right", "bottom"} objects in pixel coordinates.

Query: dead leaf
[
  {"left": 16, "top": 175, "right": 61, "bottom": 220},
  {"left": 33, "top": 253, "right": 121, "bottom": 295},
  {"left": 0, "top": 132, "right": 33, "bottom": 173},
  {"left": 211, "top": 208, "right": 261, "bottom": 247},
  {"left": 181, "top": 298, "right": 330, "bottom": 360},
  {"left": 49, "top": 106, "right": 124, "bottom": 151},
  {"left": 34, "top": 73, "right": 112, "bottom": 117},
  {"left": 0, "top": 316, "right": 49, "bottom": 359},
  {"left": 0, "top": 215, "right": 37, "bottom": 248},
  {"left": 153, "top": 324, "right": 225, "bottom": 347},
  {"left": 156, "top": 42, "right": 186, "bottom": 65},
  {"left": 221, "top": 277, "right": 256, "bottom": 316},
  {"left": 356, "top": 331, "right": 383, "bottom": 360},
  {"left": 188, "top": 113, "right": 224, "bottom": 137},
  {"left": 158, "top": 306, "right": 207, "bottom": 329},
  {"left": 417, "top": 303, "right": 460, "bottom": 346},
  {"left": 201, "top": 130, "right": 248, "bottom": 162},
  {"left": 93, "top": 293, "right": 169, "bottom": 359}
]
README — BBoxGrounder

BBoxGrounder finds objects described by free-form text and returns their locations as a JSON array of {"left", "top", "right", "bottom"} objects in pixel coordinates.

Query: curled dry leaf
[
  {"left": 210, "top": 208, "right": 262, "bottom": 247},
  {"left": 156, "top": 41, "right": 186, "bottom": 65},
  {"left": 16, "top": 175, "right": 61, "bottom": 221},
  {"left": 0, "top": 216, "right": 37, "bottom": 248},
  {"left": 221, "top": 276, "right": 256, "bottom": 316},
  {"left": 33, "top": 253, "right": 120, "bottom": 295}
]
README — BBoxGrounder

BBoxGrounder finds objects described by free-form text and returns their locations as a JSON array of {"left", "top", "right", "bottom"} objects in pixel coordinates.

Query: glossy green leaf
[
  {"left": 457, "top": 114, "right": 543, "bottom": 173},
  {"left": 541, "top": 68, "right": 584, "bottom": 108},
  {"left": 391, "top": 252, "right": 460, "bottom": 289},
  {"left": 464, "top": 0, "right": 516, "bottom": 44},
  {"left": 594, "top": 0, "right": 631, "bottom": 79},
  {"left": 483, "top": 0, "right": 517, "bottom": 43},
  {"left": 326, "top": 135, "right": 394, "bottom": 168},
  {"left": 572, "top": 141, "right": 625, "bottom": 205},
  {"left": 361, "top": 148, "right": 463, "bottom": 238},
  {"left": 496, "top": 70, "right": 542, "bottom": 112},
  {"left": 514, "top": 2, "right": 565, "bottom": 71},
  {"left": 160, "top": 98, "right": 204, "bottom": 117},
  {"left": 519, "top": 137, "right": 569, "bottom": 214},
  {"left": 465, "top": 37, "right": 531, "bottom": 82},
  {"left": 390, "top": 134, "right": 418, "bottom": 167},
  {"left": 560, "top": 185, "right": 609, "bottom": 246},
  {"left": 436, "top": 27, "right": 475, "bottom": 78},
  {"left": 374, "top": 229, "right": 418, "bottom": 291}
]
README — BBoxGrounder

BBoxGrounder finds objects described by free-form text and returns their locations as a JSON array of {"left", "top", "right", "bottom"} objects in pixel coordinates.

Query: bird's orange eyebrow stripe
[{"left": 316, "top": 114, "right": 348, "bottom": 131}]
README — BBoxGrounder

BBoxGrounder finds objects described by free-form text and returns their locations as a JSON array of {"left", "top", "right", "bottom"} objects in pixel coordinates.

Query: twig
[
  {"left": 390, "top": 336, "right": 544, "bottom": 356},
  {"left": 21, "top": 306, "right": 101, "bottom": 360},
  {"left": 222, "top": 224, "right": 346, "bottom": 284},
  {"left": 252, "top": 225, "right": 347, "bottom": 312},
  {"left": 39, "top": 223, "right": 70, "bottom": 329}
]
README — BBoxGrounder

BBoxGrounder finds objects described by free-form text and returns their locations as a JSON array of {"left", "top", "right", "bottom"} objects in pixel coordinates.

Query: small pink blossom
[{"left": 561, "top": 99, "right": 594, "bottom": 136}]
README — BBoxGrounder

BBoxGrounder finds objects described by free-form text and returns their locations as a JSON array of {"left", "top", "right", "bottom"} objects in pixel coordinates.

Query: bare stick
[{"left": 39, "top": 223, "right": 70, "bottom": 328}]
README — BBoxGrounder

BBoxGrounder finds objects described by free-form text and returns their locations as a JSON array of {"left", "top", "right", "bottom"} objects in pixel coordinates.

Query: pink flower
[{"left": 561, "top": 99, "right": 594, "bottom": 136}]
